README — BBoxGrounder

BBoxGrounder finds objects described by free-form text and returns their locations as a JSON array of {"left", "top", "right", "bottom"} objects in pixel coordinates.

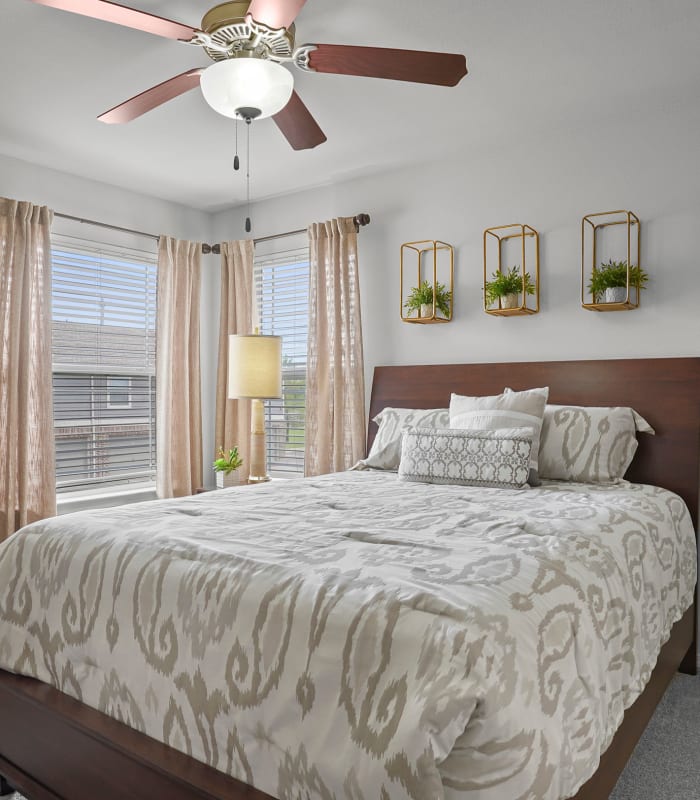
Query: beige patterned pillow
[
  {"left": 398, "top": 427, "right": 533, "bottom": 489},
  {"left": 538, "top": 404, "right": 654, "bottom": 483},
  {"left": 354, "top": 407, "right": 449, "bottom": 471},
  {"left": 449, "top": 387, "right": 548, "bottom": 484}
]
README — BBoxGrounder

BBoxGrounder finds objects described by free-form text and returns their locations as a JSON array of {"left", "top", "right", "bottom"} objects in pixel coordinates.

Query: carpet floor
[
  {"left": 7, "top": 675, "right": 700, "bottom": 800},
  {"left": 608, "top": 673, "right": 700, "bottom": 799}
]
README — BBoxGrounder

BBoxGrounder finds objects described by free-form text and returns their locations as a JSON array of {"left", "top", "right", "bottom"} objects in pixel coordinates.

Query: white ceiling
[{"left": 1, "top": 0, "right": 699, "bottom": 212}]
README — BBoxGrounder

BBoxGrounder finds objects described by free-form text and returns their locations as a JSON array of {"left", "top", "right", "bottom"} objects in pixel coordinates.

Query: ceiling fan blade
[
  {"left": 247, "top": 0, "right": 307, "bottom": 30},
  {"left": 98, "top": 69, "right": 203, "bottom": 124},
  {"left": 273, "top": 91, "right": 326, "bottom": 151},
  {"left": 306, "top": 44, "right": 468, "bottom": 86},
  {"left": 28, "top": 0, "right": 200, "bottom": 41}
]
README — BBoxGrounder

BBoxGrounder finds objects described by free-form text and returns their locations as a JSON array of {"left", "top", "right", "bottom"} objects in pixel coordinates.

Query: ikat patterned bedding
[{"left": 0, "top": 472, "right": 695, "bottom": 800}]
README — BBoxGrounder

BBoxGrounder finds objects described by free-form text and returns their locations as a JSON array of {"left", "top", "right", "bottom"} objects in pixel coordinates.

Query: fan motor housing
[{"left": 200, "top": 1, "right": 296, "bottom": 62}]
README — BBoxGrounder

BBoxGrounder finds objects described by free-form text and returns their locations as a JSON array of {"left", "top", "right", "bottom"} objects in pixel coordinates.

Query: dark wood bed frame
[{"left": 1, "top": 357, "right": 697, "bottom": 800}]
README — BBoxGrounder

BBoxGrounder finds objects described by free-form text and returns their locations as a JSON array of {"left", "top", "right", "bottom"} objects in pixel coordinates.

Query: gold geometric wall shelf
[
  {"left": 400, "top": 240, "right": 454, "bottom": 324},
  {"left": 581, "top": 210, "right": 641, "bottom": 311},
  {"left": 483, "top": 224, "right": 540, "bottom": 316}
]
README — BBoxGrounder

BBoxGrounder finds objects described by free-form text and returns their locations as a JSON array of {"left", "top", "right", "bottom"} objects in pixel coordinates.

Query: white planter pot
[
  {"left": 420, "top": 303, "right": 434, "bottom": 319},
  {"left": 215, "top": 470, "right": 240, "bottom": 489},
  {"left": 500, "top": 293, "right": 520, "bottom": 309},
  {"left": 604, "top": 286, "right": 628, "bottom": 304}
]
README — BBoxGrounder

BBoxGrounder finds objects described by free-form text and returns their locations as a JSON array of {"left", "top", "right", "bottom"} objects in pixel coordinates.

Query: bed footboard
[
  {"left": 0, "top": 671, "right": 274, "bottom": 800},
  {"left": 0, "top": 604, "right": 693, "bottom": 800}
]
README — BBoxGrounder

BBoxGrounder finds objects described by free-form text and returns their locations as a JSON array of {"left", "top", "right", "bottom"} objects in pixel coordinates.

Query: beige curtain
[
  {"left": 215, "top": 240, "right": 255, "bottom": 483},
  {"left": 305, "top": 217, "right": 366, "bottom": 476},
  {"left": 156, "top": 236, "right": 202, "bottom": 497},
  {"left": 0, "top": 198, "right": 56, "bottom": 540}
]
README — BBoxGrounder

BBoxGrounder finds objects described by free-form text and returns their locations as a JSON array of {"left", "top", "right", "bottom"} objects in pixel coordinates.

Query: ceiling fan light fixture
[{"left": 200, "top": 57, "right": 294, "bottom": 120}]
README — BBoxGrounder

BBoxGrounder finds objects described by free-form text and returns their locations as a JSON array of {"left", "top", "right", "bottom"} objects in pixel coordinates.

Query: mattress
[{"left": 0, "top": 472, "right": 695, "bottom": 799}]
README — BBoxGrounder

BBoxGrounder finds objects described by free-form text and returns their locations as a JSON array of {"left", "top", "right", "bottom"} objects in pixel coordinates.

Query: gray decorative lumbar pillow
[
  {"left": 354, "top": 407, "right": 450, "bottom": 471},
  {"left": 398, "top": 427, "right": 533, "bottom": 489},
  {"left": 538, "top": 404, "right": 655, "bottom": 483},
  {"left": 450, "top": 386, "right": 549, "bottom": 485}
]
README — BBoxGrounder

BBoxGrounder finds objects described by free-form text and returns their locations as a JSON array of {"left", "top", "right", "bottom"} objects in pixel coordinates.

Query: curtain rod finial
[{"left": 353, "top": 213, "right": 370, "bottom": 232}]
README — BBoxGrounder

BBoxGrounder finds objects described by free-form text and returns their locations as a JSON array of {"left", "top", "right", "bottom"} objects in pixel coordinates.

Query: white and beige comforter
[{"left": 0, "top": 472, "right": 696, "bottom": 800}]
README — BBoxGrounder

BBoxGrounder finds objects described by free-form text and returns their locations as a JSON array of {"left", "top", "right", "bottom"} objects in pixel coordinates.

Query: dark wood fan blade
[
  {"left": 247, "top": 0, "right": 307, "bottom": 30},
  {"left": 306, "top": 44, "right": 468, "bottom": 86},
  {"left": 98, "top": 69, "right": 203, "bottom": 124},
  {"left": 272, "top": 91, "right": 326, "bottom": 150},
  {"left": 28, "top": 0, "right": 199, "bottom": 41}
]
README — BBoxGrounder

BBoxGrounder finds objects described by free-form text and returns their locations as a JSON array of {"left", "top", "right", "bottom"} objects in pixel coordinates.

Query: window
[
  {"left": 51, "top": 236, "right": 157, "bottom": 493},
  {"left": 254, "top": 234, "right": 309, "bottom": 476},
  {"left": 107, "top": 377, "right": 132, "bottom": 409}
]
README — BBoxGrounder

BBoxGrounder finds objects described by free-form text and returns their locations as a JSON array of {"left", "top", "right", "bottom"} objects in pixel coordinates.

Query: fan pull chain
[
  {"left": 233, "top": 120, "right": 240, "bottom": 171},
  {"left": 245, "top": 117, "right": 252, "bottom": 234}
]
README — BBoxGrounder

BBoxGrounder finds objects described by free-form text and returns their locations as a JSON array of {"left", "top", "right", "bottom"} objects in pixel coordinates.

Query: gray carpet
[
  {"left": 7, "top": 675, "right": 700, "bottom": 799},
  {"left": 609, "top": 674, "right": 700, "bottom": 799}
]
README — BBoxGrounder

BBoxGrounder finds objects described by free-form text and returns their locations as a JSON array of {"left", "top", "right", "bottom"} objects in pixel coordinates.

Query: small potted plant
[
  {"left": 213, "top": 446, "right": 243, "bottom": 488},
  {"left": 404, "top": 280, "right": 452, "bottom": 319},
  {"left": 588, "top": 259, "right": 649, "bottom": 304},
  {"left": 484, "top": 266, "right": 535, "bottom": 309}
]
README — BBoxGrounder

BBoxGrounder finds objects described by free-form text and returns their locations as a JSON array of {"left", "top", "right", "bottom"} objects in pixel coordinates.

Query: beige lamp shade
[{"left": 228, "top": 334, "right": 282, "bottom": 399}]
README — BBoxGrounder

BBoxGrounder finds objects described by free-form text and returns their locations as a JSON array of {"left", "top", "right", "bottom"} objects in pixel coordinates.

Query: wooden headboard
[{"left": 368, "top": 357, "right": 700, "bottom": 529}]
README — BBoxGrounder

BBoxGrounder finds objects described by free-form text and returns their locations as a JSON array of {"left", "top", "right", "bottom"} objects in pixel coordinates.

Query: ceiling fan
[{"left": 28, "top": 0, "right": 468, "bottom": 151}]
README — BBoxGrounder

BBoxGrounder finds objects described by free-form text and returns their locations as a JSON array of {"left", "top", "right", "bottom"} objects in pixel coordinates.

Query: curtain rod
[
  {"left": 53, "top": 211, "right": 371, "bottom": 254},
  {"left": 254, "top": 213, "right": 371, "bottom": 244},
  {"left": 54, "top": 212, "right": 220, "bottom": 254},
  {"left": 54, "top": 212, "right": 159, "bottom": 242}
]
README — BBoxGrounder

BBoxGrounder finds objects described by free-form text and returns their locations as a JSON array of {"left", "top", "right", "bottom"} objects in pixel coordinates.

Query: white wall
[
  {"left": 212, "top": 99, "right": 700, "bottom": 403},
  {"left": 0, "top": 153, "right": 213, "bottom": 243},
  {"left": 4, "top": 90, "right": 699, "bottom": 494},
  {"left": 0, "top": 154, "right": 220, "bottom": 493}
]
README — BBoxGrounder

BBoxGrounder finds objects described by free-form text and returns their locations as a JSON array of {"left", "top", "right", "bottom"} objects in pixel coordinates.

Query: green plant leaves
[
  {"left": 404, "top": 280, "right": 452, "bottom": 317},
  {"left": 213, "top": 445, "right": 243, "bottom": 474},
  {"left": 484, "top": 266, "right": 535, "bottom": 305},
  {"left": 587, "top": 260, "right": 649, "bottom": 297}
]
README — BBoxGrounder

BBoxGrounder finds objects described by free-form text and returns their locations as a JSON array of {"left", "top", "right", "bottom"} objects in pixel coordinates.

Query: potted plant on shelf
[
  {"left": 484, "top": 266, "right": 535, "bottom": 309},
  {"left": 404, "top": 280, "right": 452, "bottom": 319},
  {"left": 588, "top": 259, "right": 649, "bottom": 304},
  {"left": 213, "top": 446, "right": 243, "bottom": 488}
]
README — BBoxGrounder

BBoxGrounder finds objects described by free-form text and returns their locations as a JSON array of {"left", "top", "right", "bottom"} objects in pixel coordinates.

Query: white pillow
[
  {"left": 354, "top": 407, "right": 449, "bottom": 471},
  {"left": 398, "top": 427, "right": 533, "bottom": 489},
  {"left": 538, "top": 404, "right": 655, "bottom": 483},
  {"left": 449, "top": 387, "right": 549, "bottom": 485}
]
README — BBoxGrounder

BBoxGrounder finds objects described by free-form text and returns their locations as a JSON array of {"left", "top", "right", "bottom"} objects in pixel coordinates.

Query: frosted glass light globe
[{"left": 200, "top": 58, "right": 294, "bottom": 120}]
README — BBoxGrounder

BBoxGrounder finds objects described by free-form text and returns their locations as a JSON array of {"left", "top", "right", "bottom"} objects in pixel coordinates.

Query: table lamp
[{"left": 228, "top": 333, "right": 282, "bottom": 483}]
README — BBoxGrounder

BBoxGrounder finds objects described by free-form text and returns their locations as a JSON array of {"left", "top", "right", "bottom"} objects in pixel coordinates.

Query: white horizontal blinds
[
  {"left": 254, "top": 233, "right": 309, "bottom": 476},
  {"left": 51, "top": 235, "right": 157, "bottom": 492}
]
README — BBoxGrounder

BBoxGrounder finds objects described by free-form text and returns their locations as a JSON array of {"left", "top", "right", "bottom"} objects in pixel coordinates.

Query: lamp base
[
  {"left": 248, "top": 400, "right": 269, "bottom": 483},
  {"left": 247, "top": 474, "right": 271, "bottom": 484}
]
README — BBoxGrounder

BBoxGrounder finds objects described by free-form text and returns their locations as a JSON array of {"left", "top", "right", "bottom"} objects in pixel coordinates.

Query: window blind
[
  {"left": 51, "top": 236, "right": 157, "bottom": 492},
  {"left": 254, "top": 234, "right": 309, "bottom": 476}
]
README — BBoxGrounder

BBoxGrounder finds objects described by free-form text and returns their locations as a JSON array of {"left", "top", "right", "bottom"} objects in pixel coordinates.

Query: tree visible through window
[
  {"left": 51, "top": 236, "right": 157, "bottom": 492},
  {"left": 254, "top": 234, "right": 309, "bottom": 476}
]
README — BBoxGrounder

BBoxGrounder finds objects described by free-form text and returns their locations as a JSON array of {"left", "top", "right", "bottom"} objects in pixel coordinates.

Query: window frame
[
  {"left": 50, "top": 234, "right": 158, "bottom": 496},
  {"left": 106, "top": 376, "right": 133, "bottom": 410},
  {"left": 253, "top": 234, "right": 309, "bottom": 478}
]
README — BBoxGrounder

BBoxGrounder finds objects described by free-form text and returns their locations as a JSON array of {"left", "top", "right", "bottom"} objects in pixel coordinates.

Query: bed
[{"left": 0, "top": 357, "right": 697, "bottom": 800}]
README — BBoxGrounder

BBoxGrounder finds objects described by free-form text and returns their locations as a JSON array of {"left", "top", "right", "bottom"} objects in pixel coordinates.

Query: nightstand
[{"left": 194, "top": 480, "right": 278, "bottom": 494}]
